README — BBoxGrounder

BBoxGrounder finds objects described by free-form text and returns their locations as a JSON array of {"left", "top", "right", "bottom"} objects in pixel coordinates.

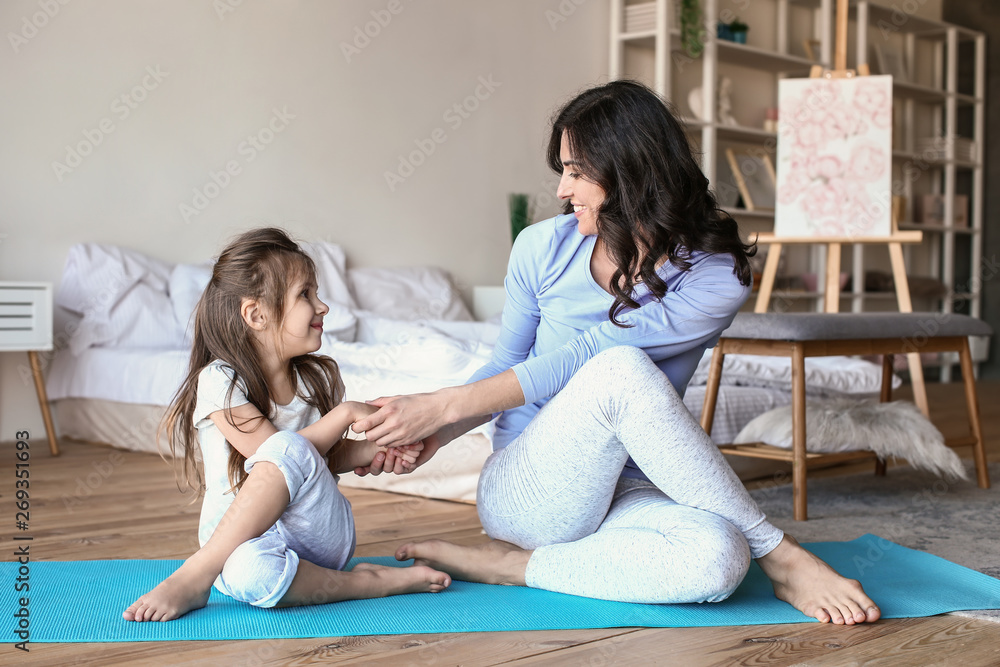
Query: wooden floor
[{"left": 4, "top": 380, "right": 1000, "bottom": 666}]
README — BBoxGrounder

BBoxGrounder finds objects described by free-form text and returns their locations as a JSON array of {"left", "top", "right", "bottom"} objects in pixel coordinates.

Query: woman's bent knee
[
  {"left": 641, "top": 513, "right": 751, "bottom": 604},
  {"left": 573, "top": 346, "right": 673, "bottom": 400},
  {"left": 692, "top": 517, "right": 752, "bottom": 603},
  {"left": 585, "top": 346, "right": 652, "bottom": 375}
]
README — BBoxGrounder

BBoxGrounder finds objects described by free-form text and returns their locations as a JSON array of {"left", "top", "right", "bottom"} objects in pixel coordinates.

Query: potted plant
[
  {"left": 728, "top": 17, "right": 749, "bottom": 44},
  {"left": 679, "top": 0, "right": 704, "bottom": 58}
]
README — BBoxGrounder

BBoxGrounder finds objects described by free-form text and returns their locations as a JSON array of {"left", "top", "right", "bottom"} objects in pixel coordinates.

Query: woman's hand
[{"left": 353, "top": 393, "right": 451, "bottom": 448}]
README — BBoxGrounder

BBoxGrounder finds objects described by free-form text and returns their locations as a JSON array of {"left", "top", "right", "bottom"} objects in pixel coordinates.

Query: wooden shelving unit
[{"left": 608, "top": 0, "right": 987, "bottom": 376}]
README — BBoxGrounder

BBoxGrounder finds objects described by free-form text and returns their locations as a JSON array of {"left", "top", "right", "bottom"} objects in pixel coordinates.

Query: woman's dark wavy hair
[
  {"left": 547, "top": 80, "right": 755, "bottom": 326},
  {"left": 160, "top": 227, "right": 343, "bottom": 496}
]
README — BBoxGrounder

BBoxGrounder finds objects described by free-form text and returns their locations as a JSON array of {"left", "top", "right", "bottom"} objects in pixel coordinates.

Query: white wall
[{"left": 0, "top": 0, "right": 610, "bottom": 437}]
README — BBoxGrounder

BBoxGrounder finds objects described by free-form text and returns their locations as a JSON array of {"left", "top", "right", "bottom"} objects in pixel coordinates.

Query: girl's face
[
  {"left": 278, "top": 273, "right": 329, "bottom": 359},
  {"left": 557, "top": 132, "right": 606, "bottom": 236}
]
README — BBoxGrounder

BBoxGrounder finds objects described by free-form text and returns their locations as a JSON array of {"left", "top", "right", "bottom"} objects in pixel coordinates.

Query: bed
[{"left": 46, "top": 242, "right": 899, "bottom": 503}]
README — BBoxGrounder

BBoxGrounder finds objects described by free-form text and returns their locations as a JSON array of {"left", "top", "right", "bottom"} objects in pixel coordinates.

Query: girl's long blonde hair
[{"left": 161, "top": 227, "right": 343, "bottom": 495}]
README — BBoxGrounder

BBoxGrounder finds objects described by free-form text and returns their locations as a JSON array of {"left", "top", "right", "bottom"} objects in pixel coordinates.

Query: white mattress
[{"left": 47, "top": 347, "right": 191, "bottom": 405}]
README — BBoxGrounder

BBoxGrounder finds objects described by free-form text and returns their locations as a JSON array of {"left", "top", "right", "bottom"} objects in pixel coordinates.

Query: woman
[{"left": 355, "top": 81, "right": 880, "bottom": 624}]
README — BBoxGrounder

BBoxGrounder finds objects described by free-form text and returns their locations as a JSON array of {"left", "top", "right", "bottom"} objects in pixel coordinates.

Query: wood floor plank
[
  {"left": 801, "top": 616, "right": 1000, "bottom": 666},
  {"left": 506, "top": 617, "right": 1000, "bottom": 666}
]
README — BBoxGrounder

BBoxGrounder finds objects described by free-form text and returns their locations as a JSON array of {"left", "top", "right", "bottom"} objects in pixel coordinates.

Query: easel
[{"left": 753, "top": 0, "right": 929, "bottom": 416}]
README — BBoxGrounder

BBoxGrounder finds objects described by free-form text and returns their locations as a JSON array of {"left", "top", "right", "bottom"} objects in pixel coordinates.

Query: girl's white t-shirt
[{"left": 192, "top": 359, "right": 322, "bottom": 546}]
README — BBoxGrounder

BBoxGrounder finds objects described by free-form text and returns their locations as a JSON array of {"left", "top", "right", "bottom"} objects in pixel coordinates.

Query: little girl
[{"left": 123, "top": 228, "right": 450, "bottom": 622}]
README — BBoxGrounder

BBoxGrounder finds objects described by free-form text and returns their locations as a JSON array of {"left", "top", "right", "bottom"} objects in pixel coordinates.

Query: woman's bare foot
[
  {"left": 757, "top": 535, "right": 881, "bottom": 625},
  {"left": 350, "top": 562, "right": 451, "bottom": 595},
  {"left": 122, "top": 556, "right": 216, "bottom": 622},
  {"left": 395, "top": 539, "right": 531, "bottom": 586}
]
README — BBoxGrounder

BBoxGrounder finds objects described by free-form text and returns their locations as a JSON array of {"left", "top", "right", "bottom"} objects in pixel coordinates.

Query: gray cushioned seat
[{"left": 722, "top": 312, "right": 993, "bottom": 342}]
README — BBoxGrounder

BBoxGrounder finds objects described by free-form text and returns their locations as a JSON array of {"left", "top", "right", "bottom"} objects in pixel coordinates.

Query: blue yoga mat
[{"left": 4, "top": 534, "right": 999, "bottom": 642}]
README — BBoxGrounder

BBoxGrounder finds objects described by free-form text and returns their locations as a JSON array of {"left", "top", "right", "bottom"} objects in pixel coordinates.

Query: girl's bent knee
[
  {"left": 219, "top": 538, "right": 299, "bottom": 607},
  {"left": 247, "top": 431, "right": 326, "bottom": 501}
]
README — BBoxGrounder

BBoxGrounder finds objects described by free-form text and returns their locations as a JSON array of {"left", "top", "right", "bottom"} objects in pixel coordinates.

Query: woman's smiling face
[{"left": 556, "top": 132, "right": 606, "bottom": 236}]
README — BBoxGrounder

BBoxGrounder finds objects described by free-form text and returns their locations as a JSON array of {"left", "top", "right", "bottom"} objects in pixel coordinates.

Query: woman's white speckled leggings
[{"left": 477, "top": 346, "right": 785, "bottom": 604}]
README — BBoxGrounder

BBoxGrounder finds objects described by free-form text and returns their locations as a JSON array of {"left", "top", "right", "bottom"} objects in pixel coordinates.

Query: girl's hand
[
  {"left": 355, "top": 433, "right": 444, "bottom": 477},
  {"left": 376, "top": 443, "right": 419, "bottom": 474},
  {"left": 353, "top": 393, "right": 449, "bottom": 448},
  {"left": 344, "top": 401, "right": 379, "bottom": 426},
  {"left": 393, "top": 441, "right": 424, "bottom": 465}
]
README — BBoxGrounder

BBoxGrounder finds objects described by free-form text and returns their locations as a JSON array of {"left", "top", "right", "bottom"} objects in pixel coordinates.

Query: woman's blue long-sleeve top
[{"left": 467, "top": 213, "right": 751, "bottom": 480}]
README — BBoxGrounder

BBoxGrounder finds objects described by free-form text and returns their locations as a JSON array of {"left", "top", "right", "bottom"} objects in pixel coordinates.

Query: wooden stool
[{"left": 701, "top": 312, "right": 992, "bottom": 521}]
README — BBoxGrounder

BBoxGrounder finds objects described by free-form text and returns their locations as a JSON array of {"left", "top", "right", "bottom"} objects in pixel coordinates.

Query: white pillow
[
  {"left": 57, "top": 243, "right": 178, "bottom": 354},
  {"left": 317, "top": 304, "right": 358, "bottom": 342},
  {"left": 301, "top": 241, "right": 357, "bottom": 310},
  {"left": 57, "top": 243, "right": 172, "bottom": 314},
  {"left": 348, "top": 266, "right": 473, "bottom": 322},
  {"left": 168, "top": 262, "right": 213, "bottom": 345},
  {"left": 688, "top": 350, "right": 901, "bottom": 397},
  {"left": 104, "top": 282, "right": 185, "bottom": 349}
]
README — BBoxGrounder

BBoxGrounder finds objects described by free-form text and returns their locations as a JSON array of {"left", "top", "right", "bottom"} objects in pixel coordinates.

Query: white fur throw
[{"left": 734, "top": 398, "right": 968, "bottom": 480}]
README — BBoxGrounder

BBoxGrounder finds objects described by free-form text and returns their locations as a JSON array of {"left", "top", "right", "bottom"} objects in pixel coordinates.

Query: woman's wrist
[{"left": 438, "top": 386, "right": 465, "bottom": 426}]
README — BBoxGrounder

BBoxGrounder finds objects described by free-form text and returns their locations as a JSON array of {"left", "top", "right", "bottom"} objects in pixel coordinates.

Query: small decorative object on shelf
[
  {"left": 914, "top": 194, "right": 945, "bottom": 225},
  {"left": 726, "top": 148, "right": 776, "bottom": 211},
  {"left": 728, "top": 18, "right": 748, "bottom": 44},
  {"left": 802, "top": 38, "right": 821, "bottom": 62},
  {"left": 763, "top": 107, "right": 779, "bottom": 133},
  {"left": 954, "top": 195, "right": 969, "bottom": 228},
  {"left": 916, "top": 136, "right": 975, "bottom": 162},
  {"left": 872, "top": 42, "right": 908, "bottom": 82},
  {"left": 508, "top": 192, "right": 530, "bottom": 244},
  {"left": 913, "top": 194, "right": 969, "bottom": 228},
  {"left": 717, "top": 76, "right": 738, "bottom": 126},
  {"left": 717, "top": 17, "right": 748, "bottom": 44},
  {"left": 687, "top": 85, "right": 705, "bottom": 121},
  {"left": 891, "top": 195, "right": 907, "bottom": 226},
  {"left": 623, "top": 2, "right": 655, "bottom": 33},
  {"left": 678, "top": 0, "right": 703, "bottom": 58}
]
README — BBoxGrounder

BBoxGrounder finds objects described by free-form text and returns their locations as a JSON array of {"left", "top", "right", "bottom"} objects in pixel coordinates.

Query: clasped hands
[{"left": 352, "top": 392, "right": 448, "bottom": 477}]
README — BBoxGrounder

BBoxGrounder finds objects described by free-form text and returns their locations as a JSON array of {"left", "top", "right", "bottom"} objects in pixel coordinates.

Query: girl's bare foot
[
  {"left": 395, "top": 539, "right": 530, "bottom": 586},
  {"left": 122, "top": 561, "right": 214, "bottom": 622},
  {"left": 757, "top": 535, "right": 881, "bottom": 625},
  {"left": 350, "top": 562, "right": 451, "bottom": 595}
]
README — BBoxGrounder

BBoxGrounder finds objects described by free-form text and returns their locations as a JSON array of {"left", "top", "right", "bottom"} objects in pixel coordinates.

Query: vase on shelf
[
  {"left": 717, "top": 18, "right": 748, "bottom": 44},
  {"left": 729, "top": 19, "right": 748, "bottom": 44}
]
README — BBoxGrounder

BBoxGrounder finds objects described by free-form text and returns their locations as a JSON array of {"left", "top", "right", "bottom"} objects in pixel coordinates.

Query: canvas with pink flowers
[{"left": 775, "top": 75, "right": 894, "bottom": 238}]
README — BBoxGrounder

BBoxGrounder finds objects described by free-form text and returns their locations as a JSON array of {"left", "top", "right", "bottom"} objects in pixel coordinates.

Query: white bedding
[
  {"left": 46, "top": 241, "right": 900, "bottom": 497},
  {"left": 46, "top": 339, "right": 794, "bottom": 446}
]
